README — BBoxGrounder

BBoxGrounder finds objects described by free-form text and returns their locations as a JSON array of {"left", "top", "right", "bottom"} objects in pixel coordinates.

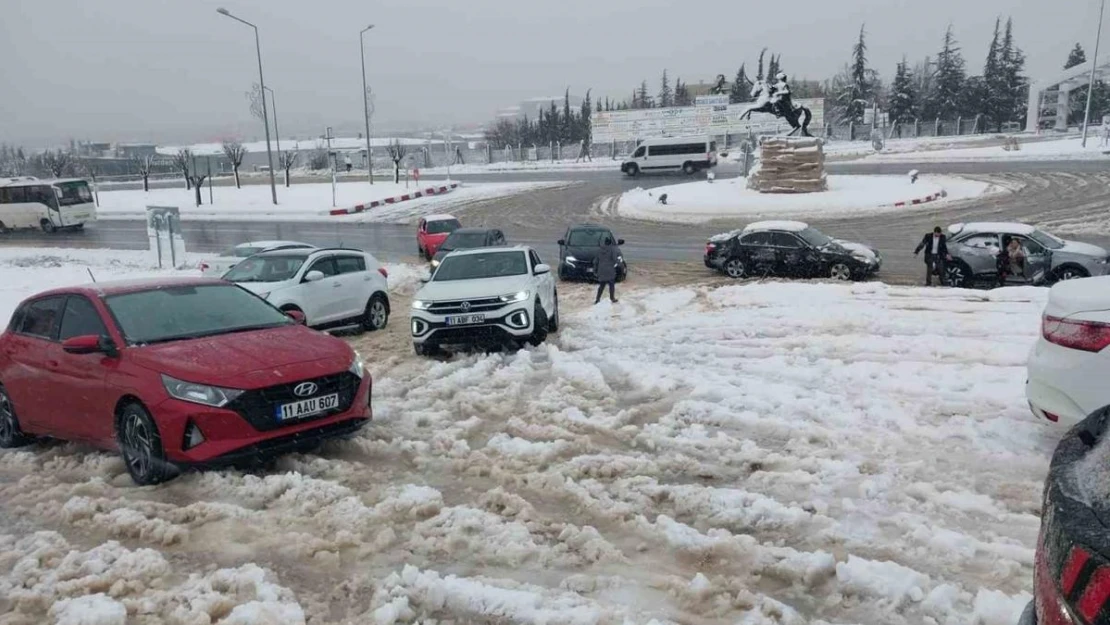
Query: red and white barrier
[{"left": 328, "top": 183, "right": 461, "bottom": 216}]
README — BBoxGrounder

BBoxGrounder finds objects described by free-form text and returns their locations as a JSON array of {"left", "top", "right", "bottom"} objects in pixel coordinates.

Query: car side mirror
[
  {"left": 285, "top": 309, "right": 306, "bottom": 325},
  {"left": 557, "top": 239, "right": 566, "bottom": 246},
  {"left": 534, "top": 263, "right": 551, "bottom": 275},
  {"left": 63, "top": 335, "right": 117, "bottom": 357},
  {"left": 304, "top": 270, "right": 325, "bottom": 282},
  {"left": 617, "top": 239, "right": 625, "bottom": 245}
]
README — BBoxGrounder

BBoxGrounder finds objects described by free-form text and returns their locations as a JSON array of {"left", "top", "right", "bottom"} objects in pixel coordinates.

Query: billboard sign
[
  {"left": 591, "top": 99, "right": 825, "bottom": 143},
  {"left": 694, "top": 94, "right": 730, "bottom": 107}
]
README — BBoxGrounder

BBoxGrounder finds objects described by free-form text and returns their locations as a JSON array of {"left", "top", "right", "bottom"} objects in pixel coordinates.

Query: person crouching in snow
[
  {"left": 594, "top": 236, "right": 620, "bottom": 304},
  {"left": 913, "top": 226, "right": 949, "bottom": 286}
]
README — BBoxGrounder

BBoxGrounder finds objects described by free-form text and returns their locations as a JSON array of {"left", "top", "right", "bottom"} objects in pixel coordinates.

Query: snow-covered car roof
[
  {"left": 422, "top": 214, "right": 458, "bottom": 223},
  {"left": 948, "top": 222, "right": 1036, "bottom": 237},
  {"left": 743, "top": 220, "right": 810, "bottom": 233},
  {"left": 236, "top": 240, "right": 314, "bottom": 249},
  {"left": 447, "top": 245, "right": 530, "bottom": 257},
  {"left": 708, "top": 229, "right": 744, "bottom": 242}
]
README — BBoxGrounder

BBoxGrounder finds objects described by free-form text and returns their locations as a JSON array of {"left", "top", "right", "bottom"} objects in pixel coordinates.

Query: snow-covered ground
[
  {"left": 858, "top": 136, "right": 1110, "bottom": 163},
  {"left": 95, "top": 180, "right": 572, "bottom": 223},
  {"left": 614, "top": 174, "right": 1002, "bottom": 224},
  {"left": 0, "top": 247, "right": 1056, "bottom": 624}
]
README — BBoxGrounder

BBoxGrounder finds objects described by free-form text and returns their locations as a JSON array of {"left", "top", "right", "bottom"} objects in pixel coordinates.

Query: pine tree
[
  {"left": 1066, "top": 43, "right": 1087, "bottom": 69},
  {"left": 838, "top": 24, "right": 876, "bottom": 123},
  {"left": 889, "top": 58, "right": 918, "bottom": 124},
  {"left": 925, "top": 25, "right": 966, "bottom": 120},
  {"left": 756, "top": 48, "right": 767, "bottom": 82},
  {"left": 675, "top": 78, "right": 691, "bottom": 106},
  {"left": 730, "top": 64, "right": 752, "bottom": 103},
  {"left": 981, "top": 18, "right": 1006, "bottom": 126},
  {"left": 638, "top": 80, "right": 652, "bottom": 109},
  {"left": 659, "top": 69, "right": 673, "bottom": 108},
  {"left": 563, "top": 89, "right": 573, "bottom": 141},
  {"left": 999, "top": 18, "right": 1027, "bottom": 128}
]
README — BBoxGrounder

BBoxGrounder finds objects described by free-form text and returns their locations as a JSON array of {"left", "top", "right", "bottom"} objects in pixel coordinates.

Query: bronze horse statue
[{"left": 738, "top": 76, "right": 813, "bottom": 137}]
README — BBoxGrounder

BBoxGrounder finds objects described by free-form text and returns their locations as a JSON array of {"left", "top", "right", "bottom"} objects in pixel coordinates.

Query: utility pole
[
  {"left": 1083, "top": 0, "right": 1106, "bottom": 147},
  {"left": 325, "top": 126, "right": 337, "bottom": 207},
  {"left": 360, "top": 25, "right": 376, "bottom": 184},
  {"left": 265, "top": 86, "right": 281, "bottom": 167}
]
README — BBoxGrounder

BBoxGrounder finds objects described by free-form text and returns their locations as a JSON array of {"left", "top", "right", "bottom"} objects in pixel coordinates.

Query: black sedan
[
  {"left": 704, "top": 221, "right": 881, "bottom": 281},
  {"left": 1020, "top": 406, "right": 1110, "bottom": 625},
  {"left": 557, "top": 224, "right": 627, "bottom": 282},
  {"left": 430, "top": 227, "right": 507, "bottom": 268}
]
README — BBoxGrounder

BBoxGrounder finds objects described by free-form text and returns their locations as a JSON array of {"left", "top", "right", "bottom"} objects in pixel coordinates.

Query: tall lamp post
[
  {"left": 1083, "top": 0, "right": 1107, "bottom": 147},
  {"left": 360, "top": 24, "right": 376, "bottom": 185},
  {"left": 264, "top": 86, "right": 281, "bottom": 166},
  {"left": 218, "top": 7, "right": 278, "bottom": 204}
]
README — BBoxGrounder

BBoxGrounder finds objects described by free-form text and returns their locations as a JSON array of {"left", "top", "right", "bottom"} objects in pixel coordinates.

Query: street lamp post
[
  {"left": 264, "top": 86, "right": 281, "bottom": 166},
  {"left": 1083, "top": 0, "right": 1107, "bottom": 147},
  {"left": 360, "top": 25, "right": 375, "bottom": 185},
  {"left": 218, "top": 7, "right": 278, "bottom": 204}
]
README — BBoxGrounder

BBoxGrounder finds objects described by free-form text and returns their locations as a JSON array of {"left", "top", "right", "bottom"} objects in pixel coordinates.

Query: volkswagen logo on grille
[
  {"left": 293, "top": 382, "right": 318, "bottom": 397},
  {"left": 460, "top": 301, "right": 472, "bottom": 312}
]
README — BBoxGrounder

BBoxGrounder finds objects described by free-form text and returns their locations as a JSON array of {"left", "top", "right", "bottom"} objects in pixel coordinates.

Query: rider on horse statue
[{"left": 740, "top": 73, "right": 813, "bottom": 137}]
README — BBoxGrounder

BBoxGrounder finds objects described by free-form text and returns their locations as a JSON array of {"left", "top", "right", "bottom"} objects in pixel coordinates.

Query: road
[{"left": 9, "top": 159, "right": 1110, "bottom": 285}]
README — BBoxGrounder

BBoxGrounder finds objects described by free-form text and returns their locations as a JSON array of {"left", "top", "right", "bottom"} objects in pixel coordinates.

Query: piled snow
[
  {"left": 95, "top": 180, "right": 570, "bottom": 223},
  {"left": 860, "top": 136, "right": 1110, "bottom": 162},
  {"left": 0, "top": 261, "right": 1052, "bottom": 622},
  {"left": 615, "top": 174, "right": 999, "bottom": 223}
]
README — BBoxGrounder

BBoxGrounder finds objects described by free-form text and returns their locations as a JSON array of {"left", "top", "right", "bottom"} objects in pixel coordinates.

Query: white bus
[
  {"left": 620, "top": 136, "right": 718, "bottom": 177},
  {"left": 0, "top": 177, "right": 97, "bottom": 233}
]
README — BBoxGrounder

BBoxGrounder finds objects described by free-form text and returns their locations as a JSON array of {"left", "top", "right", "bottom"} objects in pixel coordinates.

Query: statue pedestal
[{"left": 746, "top": 137, "right": 828, "bottom": 194}]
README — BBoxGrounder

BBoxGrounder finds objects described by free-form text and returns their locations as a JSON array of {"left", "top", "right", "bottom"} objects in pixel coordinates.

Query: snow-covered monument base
[{"left": 747, "top": 137, "right": 828, "bottom": 193}]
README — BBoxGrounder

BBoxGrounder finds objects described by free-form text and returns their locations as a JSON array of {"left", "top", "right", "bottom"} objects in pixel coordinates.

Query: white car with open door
[
  {"left": 222, "top": 247, "right": 391, "bottom": 332},
  {"left": 410, "top": 246, "right": 558, "bottom": 356},
  {"left": 198, "top": 240, "right": 316, "bottom": 277},
  {"left": 1027, "top": 276, "right": 1110, "bottom": 427}
]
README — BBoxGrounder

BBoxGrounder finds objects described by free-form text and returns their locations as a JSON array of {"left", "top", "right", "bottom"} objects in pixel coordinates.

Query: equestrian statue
[{"left": 738, "top": 73, "right": 813, "bottom": 137}]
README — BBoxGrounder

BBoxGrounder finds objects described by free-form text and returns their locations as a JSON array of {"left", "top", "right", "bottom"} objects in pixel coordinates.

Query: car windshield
[
  {"left": 433, "top": 251, "right": 528, "bottom": 281},
  {"left": 567, "top": 229, "right": 609, "bottom": 246},
  {"left": 222, "top": 255, "right": 306, "bottom": 282},
  {"left": 105, "top": 284, "right": 291, "bottom": 345},
  {"left": 798, "top": 227, "right": 832, "bottom": 247},
  {"left": 53, "top": 181, "right": 92, "bottom": 206},
  {"left": 1030, "top": 230, "right": 1066, "bottom": 250},
  {"left": 427, "top": 219, "right": 461, "bottom": 235},
  {"left": 443, "top": 232, "right": 489, "bottom": 249}
]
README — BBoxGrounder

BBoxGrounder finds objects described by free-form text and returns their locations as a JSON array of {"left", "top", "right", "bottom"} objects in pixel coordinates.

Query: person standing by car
[
  {"left": 914, "top": 227, "right": 949, "bottom": 286},
  {"left": 594, "top": 236, "right": 620, "bottom": 304}
]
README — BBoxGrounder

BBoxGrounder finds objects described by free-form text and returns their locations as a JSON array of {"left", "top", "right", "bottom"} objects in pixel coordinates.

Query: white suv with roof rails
[
  {"left": 410, "top": 246, "right": 558, "bottom": 356},
  {"left": 222, "top": 247, "right": 391, "bottom": 332}
]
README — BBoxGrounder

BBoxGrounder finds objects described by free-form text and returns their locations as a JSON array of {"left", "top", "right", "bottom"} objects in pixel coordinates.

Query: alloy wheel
[
  {"left": 369, "top": 299, "right": 388, "bottom": 329},
  {"left": 725, "top": 259, "right": 746, "bottom": 279},
  {"left": 123, "top": 412, "right": 154, "bottom": 481},
  {"left": 829, "top": 263, "right": 852, "bottom": 281}
]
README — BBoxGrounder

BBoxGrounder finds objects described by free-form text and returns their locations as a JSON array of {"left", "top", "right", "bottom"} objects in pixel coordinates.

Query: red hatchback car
[
  {"left": 0, "top": 277, "right": 372, "bottom": 485},
  {"left": 417, "top": 214, "right": 461, "bottom": 261}
]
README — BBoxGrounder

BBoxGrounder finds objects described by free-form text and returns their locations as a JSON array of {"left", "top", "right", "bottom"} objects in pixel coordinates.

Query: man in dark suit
[{"left": 914, "top": 226, "right": 950, "bottom": 286}]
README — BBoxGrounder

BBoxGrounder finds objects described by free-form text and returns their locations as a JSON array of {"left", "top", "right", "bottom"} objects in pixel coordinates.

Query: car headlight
[
  {"left": 565, "top": 255, "right": 578, "bottom": 264},
  {"left": 499, "top": 290, "right": 530, "bottom": 303},
  {"left": 412, "top": 299, "right": 433, "bottom": 310},
  {"left": 349, "top": 353, "right": 365, "bottom": 379},
  {"left": 162, "top": 374, "right": 243, "bottom": 408},
  {"left": 430, "top": 259, "right": 441, "bottom": 268},
  {"left": 618, "top": 255, "right": 625, "bottom": 263}
]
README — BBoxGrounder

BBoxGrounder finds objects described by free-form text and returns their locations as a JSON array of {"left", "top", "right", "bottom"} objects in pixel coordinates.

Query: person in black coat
[{"left": 913, "top": 227, "right": 949, "bottom": 286}]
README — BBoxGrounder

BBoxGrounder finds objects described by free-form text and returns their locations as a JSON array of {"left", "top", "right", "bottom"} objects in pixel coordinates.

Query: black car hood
[{"left": 564, "top": 246, "right": 602, "bottom": 261}]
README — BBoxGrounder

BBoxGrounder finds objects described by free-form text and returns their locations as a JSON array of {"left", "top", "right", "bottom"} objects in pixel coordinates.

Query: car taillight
[
  {"left": 1043, "top": 315, "right": 1110, "bottom": 353},
  {"left": 705, "top": 242, "right": 717, "bottom": 255},
  {"left": 378, "top": 267, "right": 388, "bottom": 278}
]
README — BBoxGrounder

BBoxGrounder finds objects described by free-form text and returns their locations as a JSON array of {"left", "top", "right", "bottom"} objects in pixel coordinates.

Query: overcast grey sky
[{"left": 0, "top": 0, "right": 1102, "bottom": 147}]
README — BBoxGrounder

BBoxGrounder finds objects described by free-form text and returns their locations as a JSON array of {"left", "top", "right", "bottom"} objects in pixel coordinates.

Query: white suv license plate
[
  {"left": 446, "top": 314, "right": 486, "bottom": 326},
  {"left": 277, "top": 393, "right": 339, "bottom": 421}
]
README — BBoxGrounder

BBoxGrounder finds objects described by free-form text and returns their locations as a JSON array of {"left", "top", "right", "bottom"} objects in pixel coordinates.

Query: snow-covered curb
[
  {"left": 613, "top": 174, "right": 998, "bottom": 224},
  {"left": 327, "top": 183, "right": 460, "bottom": 215}
]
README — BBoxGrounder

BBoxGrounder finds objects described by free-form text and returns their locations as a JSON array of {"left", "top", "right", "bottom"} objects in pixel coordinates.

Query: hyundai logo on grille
[
  {"left": 460, "top": 301, "right": 472, "bottom": 312},
  {"left": 293, "top": 382, "right": 318, "bottom": 397}
]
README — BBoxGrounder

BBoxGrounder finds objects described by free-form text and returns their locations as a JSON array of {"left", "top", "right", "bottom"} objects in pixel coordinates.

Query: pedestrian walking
[
  {"left": 913, "top": 226, "right": 949, "bottom": 286},
  {"left": 344, "top": 154, "right": 353, "bottom": 173},
  {"left": 594, "top": 236, "right": 620, "bottom": 304}
]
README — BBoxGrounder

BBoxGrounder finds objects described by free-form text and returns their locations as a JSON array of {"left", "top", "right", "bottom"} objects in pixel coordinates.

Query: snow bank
[
  {"left": 615, "top": 174, "right": 998, "bottom": 223},
  {"left": 861, "top": 136, "right": 1110, "bottom": 162}
]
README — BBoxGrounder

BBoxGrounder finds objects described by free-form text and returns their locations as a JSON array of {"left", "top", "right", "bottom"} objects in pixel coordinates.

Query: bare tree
[
  {"left": 221, "top": 141, "right": 248, "bottom": 189},
  {"left": 40, "top": 150, "right": 73, "bottom": 178},
  {"left": 278, "top": 150, "right": 298, "bottom": 188},
  {"left": 386, "top": 140, "right": 406, "bottom": 184},
  {"left": 189, "top": 171, "right": 208, "bottom": 206},
  {"left": 171, "top": 149, "right": 192, "bottom": 190},
  {"left": 132, "top": 155, "right": 155, "bottom": 192}
]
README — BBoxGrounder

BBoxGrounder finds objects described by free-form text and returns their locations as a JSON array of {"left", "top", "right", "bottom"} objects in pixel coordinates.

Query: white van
[
  {"left": 621, "top": 136, "right": 718, "bottom": 177},
  {"left": 0, "top": 177, "right": 97, "bottom": 233}
]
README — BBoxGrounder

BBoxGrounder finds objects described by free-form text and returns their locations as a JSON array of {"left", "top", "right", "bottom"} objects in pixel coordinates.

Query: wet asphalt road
[{"left": 6, "top": 159, "right": 1110, "bottom": 285}]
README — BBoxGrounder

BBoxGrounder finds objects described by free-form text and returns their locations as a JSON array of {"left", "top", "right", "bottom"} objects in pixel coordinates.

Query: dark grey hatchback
[{"left": 557, "top": 224, "right": 627, "bottom": 282}]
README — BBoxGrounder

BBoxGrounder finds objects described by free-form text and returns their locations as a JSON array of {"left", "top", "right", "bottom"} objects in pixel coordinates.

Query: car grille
[
  {"left": 429, "top": 325, "right": 515, "bottom": 344},
  {"left": 427, "top": 297, "right": 506, "bottom": 315},
  {"left": 226, "top": 372, "right": 360, "bottom": 432}
]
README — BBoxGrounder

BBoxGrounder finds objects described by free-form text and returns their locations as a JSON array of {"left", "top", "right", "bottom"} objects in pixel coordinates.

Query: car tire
[
  {"left": 0, "top": 385, "right": 33, "bottom": 448},
  {"left": 724, "top": 257, "right": 747, "bottom": 279},
  {"left": 362, "top": 293, "right": 389, "bottom": 332},
  {"left": 682, "top": 162, "right": 697, "bottom": 175},
  {"left": 1055, "top": 265, "right": 1089, "bottom": 281},
  {"left": 548, "top": 291, "right": 560, "bottom": 333},
  {"left": 529, "top": 301, "right": 549, "bottom": 346},
  {"left": 117, "top": 402, "right": 175, "bottom": 486},
  {"left": 829, "top": 262, "right": 853, "bottom": 281},
  {"left": 625, "top": 163, "right": 640, "bottom": 177},
  {"left": 946, "top": 261, "right": 971, "bottom": 288},
  {"left": 40, "top": 219, "right": 56, "bottom": 234}
]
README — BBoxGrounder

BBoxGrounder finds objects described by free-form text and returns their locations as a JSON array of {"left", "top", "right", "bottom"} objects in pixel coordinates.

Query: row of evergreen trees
[{"left": 483, "top": 90, "right": 596, "bottom": 150}]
